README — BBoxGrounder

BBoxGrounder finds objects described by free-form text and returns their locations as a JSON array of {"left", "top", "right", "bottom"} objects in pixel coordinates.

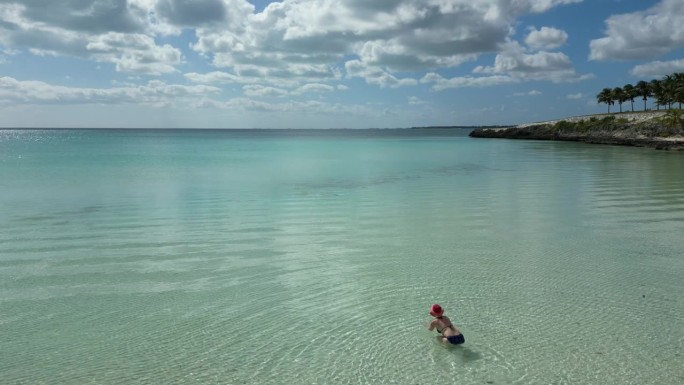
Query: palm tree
[
  {"left": 635, "top": 80, "right": 652, "bottom": 111},
  {"left": 612, "top": 87, "right": 626, "bottom": 113},
  {"left": 596, "top": 72, "right": 684, "bottom": 113},
  {"left": 650, "top": 79, "right": 664, "bottom": 110},
  {"left": 623, "top": 84, "right": 636, "bottom": 112},
  {"left": 661, "top": 74, "right": 684, "bottom": 109},
  {"left": 663, "top": 75, "right": 674, "bottom": 109},
  {"left": 597, "top": 88, "right": 614, "bottom": 113},
  {"left": 672, "top": 72, "right": 684, "bottom": 109}
]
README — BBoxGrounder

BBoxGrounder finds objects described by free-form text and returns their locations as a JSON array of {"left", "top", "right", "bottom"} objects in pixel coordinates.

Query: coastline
[{"left": 469, "top": 111, "right": 684, "bottom": 151}]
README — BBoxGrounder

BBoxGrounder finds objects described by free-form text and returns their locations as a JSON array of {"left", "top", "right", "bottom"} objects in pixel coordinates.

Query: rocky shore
[{"left": 469, "top": 111, "right": 684, "bottom": 151}]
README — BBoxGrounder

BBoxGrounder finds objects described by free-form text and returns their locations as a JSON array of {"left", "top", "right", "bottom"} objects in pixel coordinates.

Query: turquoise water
[{"left": 1, "top": 129, "right": 682, "bottom": 384}]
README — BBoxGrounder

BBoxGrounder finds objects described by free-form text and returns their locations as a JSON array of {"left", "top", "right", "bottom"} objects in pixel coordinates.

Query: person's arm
[{"left": 426, "top": 319, "right": 436, "bottom": 331}]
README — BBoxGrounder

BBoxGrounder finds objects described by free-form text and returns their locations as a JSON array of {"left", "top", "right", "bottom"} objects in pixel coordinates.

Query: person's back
[{"left": 427, "top": 304, "right": 465, "bottom": 345}]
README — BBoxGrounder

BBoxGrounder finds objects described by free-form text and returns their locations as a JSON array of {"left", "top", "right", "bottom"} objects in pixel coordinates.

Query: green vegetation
[
  {"left": 659, "top": 109, "right": 684, "bottom": 130},
  {"left": 551, "top": 116, "right": 622, "bottom": 134},
  {"left": 539, "top": 112, "right": 684, "bottom": 139},
  {"left": 597, "top": 72, "right": 684, "bottom": 113}
]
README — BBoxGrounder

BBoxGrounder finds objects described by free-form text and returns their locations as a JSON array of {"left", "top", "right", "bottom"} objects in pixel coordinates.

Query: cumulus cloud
[
  {"left": 0, "top": 1, "right": 182, "bottom": 74},
  {"left": 0, "top": 76, "right": 220, "bottom": 104},
  {"left": 192, "top": 97, "right": 279, "bottom": 112},
  {"left": 408, "top": 96, "right": 425, "bottom": 105},
  {"left": 292, "top": 83, "right": 335, "bottom": 95},
  {"left": 195, "top": 96, "right": 381, "bottom": 118},
  {"left": 345, "top": 60, "right": 418, "bottom": 88},
  {"left": 185, "top": 71, "right": 242, "bottom": 84},
  {"left": 631, "top": 59, "right": 684, "bottom": 78},
  {"left": 188, "top": 72, "right": 342, "bottom": 97},
  {"left": 512, "top": 90, "right": 543, "bottom": 96},
  {"left": 589, "top": 0, "right": 684, "bottom": 61},
  {"left": 155, "top": 0, "right": 238, "bottom": 27},
  {"left": 9, "top": 0, "right": 146, "bottom": 34},
  {"left": 420, "top": 72, "right": 519, "bottom": 91},
  {"left": 0, "top": 0, "right": 587, "bottom": 86},
  {"left": 184, "top": 70, "right": 289, "bottom": 86},
  {"left": 566, "top": 92, "right": 582, "bottom": 99},
  {"left": 525, "top": 27, "right": 568, "bottom": 49},
  {"left": 189, "top": 0, "right": 584, "bottom": 86},
  {"left": 242, "top": 85, "right": 289, "bottom": 98},
  {"left": 522, "top": 0, "right": 583, "bottom": 13},
  {"left": 87, "top": 32, "right": 182, "bottom": 74},
  {"left": 474, "top": 41, "right": 591, "bottom": 83},
  {"left": 355, "top": 39, "right": 478, "bottom": 72}
]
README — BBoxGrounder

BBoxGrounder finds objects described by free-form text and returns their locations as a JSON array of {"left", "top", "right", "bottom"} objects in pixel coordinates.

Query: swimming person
[{"left": 426, "top": 304, "right": 465, "bottom": 345}]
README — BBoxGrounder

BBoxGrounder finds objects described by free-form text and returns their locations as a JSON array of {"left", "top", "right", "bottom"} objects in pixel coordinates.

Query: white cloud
[
  {"left": 473, "top": 41, "right": 591, "bottom": 83},
  {"left": 345, "top": 60, "right": 417, "bottom": 88},
  {"left": 292, "top": 83, "right": 335, "bottom": 95},
  {"left": 1, "top": 1, "right": 146, "bottom": 34},
  {"left": 0, "top": 0, "right": 587, "bottom": 86},
  {"left": 185, "top": 71, "right": 244, "bottom": 84},
  {"left": 189, "top": 0, "right": 583, "bottom": 86},
  {"left": 420, "top": 72, "right": 519, "bottom": 91},
  {"left": 195, "top": 96, "right": 381, "bottom": 118},
  {"left": 631, "top": 59, "right": 684, "bottom": 78},
  {"left": 0, "top": 2, "right": 182, "bottom": 74},
  {"left": 513, "top": 90, "right": 543, "bottom": 96},
  {"left": 188, "top": 72, "right": 343, "bottom": 96},
  {"left": 522, "top": 0, "right": 584, "bottom": 13},
  {"left": 0, "top": 76, "right": 220, "bottom": 105},
  {"left": 0, "top": 75, "right": 383, "bottom": 125},
  {"left": 420, "top": 36, "right": 592, "bottom": 91},
  {"left": 525, "top": 27, "right": 568, "bottom": 50},
  {"left": 408, "top": 96, "right": 425, "bottom": 105},
  {"left": 87, "top": 33, "right": 182, "bottom": 74},
  {"left": 566, "top": 92, "right": 582, "bottom": 99},
  {"left": 355, "top": 39, "right": 477, "bottom": 72},
  {"left": 185, "top": 70, "right": 307, "bottom": 88},
  {"left": 2, "top": 47, "right": 19, "bottom": 55},
  {"left": 242, "top": 85, "right": 289, "bottom": 98},
  {"left": 220, "top": 97, "right": 281, "bottom": 112},
  {"left": 155, "top": 0, "right": 251, "bottom": 27},
  {"left": 589, "top": 0, "right": 684, "bottom": 61}
]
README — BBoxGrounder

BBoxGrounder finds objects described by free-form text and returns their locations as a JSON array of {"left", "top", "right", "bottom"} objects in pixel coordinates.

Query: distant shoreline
[
  {"left": 410, "top": 125, "right": 515, "bottom": 129},
  {"left": 1, "top": 126, "right": 509, "bottom": 131},
  {"left": 469, "top": 111, "right": 684, "bottom": 151}
]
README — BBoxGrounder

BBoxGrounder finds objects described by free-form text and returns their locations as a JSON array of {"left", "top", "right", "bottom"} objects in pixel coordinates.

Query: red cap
[{"left": 429, "top": 304, "right": 443, "bottom": 317}]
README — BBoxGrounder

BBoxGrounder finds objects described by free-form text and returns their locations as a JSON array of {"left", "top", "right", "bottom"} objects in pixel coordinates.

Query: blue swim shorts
[{"left": 446, "top": 334, "right": 465, "bottom": 345}]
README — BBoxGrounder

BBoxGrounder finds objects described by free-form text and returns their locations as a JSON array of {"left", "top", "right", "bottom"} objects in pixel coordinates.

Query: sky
[{"left": 0, "top": 0, "right": 683, "bottom": 129}]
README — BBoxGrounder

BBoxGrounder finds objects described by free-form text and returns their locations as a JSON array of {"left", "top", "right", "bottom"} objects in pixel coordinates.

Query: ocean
[{"left": 1, "top": 128, "right": 682, "bottom": 384}]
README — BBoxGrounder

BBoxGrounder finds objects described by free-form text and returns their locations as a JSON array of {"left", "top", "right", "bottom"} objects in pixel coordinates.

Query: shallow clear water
[{"left": 1, "top": 129, "right": 682, "bottom": 384}]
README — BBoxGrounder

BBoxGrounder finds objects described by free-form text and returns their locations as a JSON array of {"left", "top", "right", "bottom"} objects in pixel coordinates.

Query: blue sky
[{"left": 1, "top": 0, "right": 683, "bottom": 128}]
